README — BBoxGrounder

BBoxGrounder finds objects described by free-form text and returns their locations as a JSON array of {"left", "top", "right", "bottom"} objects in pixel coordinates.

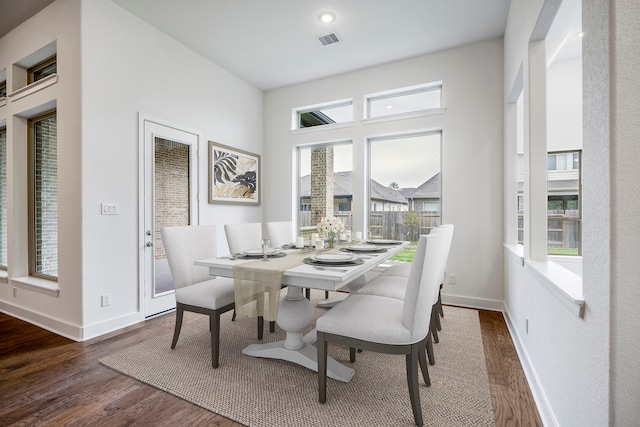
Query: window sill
[
  {"left": 0, "top": 97, "right": 6, "bottom": 107},
  {"left": 526, "top": 260, "right": 584, "bottom": 318},
  {"left": 362, "top": 108, "right": 447, "bottom": 125},
  {"left": 10, "top": 276, "right": 60, "bottom": 297},
  {"left": 504, "top": 243, "right": 525, "bottom": 266},
  {"left": 8, "top": 73, "right": 58, "bottom": 102}
]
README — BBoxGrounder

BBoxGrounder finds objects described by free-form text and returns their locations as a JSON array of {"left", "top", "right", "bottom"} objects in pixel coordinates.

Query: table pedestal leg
[{"left": 242, "top": 286, "right": 355, "bottom": 382}]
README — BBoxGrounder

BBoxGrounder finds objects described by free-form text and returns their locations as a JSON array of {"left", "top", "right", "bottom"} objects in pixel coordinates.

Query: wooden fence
[{"left": 299, "top": 210, "right": 439, "bottom": 242}]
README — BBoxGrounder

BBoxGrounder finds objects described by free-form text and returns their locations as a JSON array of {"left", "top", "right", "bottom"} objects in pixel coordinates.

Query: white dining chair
[
  {"left": 377, "top": 224, "right": 453, "bottom": 338},
  {"left": 356, "top": 224, "right": 454, "bottom": 364},
  {"left": 224, "top": 221, "right": 277, "bottom": 334},
  {"left": 224, "top": 222, "right": 263, "bottom": 255},
  {"left": 161, "top": 225, "right": 264, "bottom": 368},
  {"left": 316, "top": 232, "right": 449, "bottom": 427},
  {"left": 264, "top": 220, "right": 294, "bottom": 248}
]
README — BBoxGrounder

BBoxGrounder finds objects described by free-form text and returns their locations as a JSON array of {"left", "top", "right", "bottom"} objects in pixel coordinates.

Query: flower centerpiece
[{"left": 316, "top": 216, "right": 345, "bottom": 248}]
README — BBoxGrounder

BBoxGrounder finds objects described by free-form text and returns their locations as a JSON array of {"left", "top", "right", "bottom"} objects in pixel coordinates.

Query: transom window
[
  {"left": 28, "top": 56, "right": 57, "bottom": 84},
  {"left": 294, "top": 100, "right": 353, "bottom": 129},
  {"left": 366, "top": 82, "right": 442, "bottom": 119}
]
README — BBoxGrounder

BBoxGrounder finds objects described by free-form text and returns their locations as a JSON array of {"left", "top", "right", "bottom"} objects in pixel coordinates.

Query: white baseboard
[
  {"left": 441, "top": 293, "right": 503, "bottom": 311},
  {"left": 503, "top": 306, "right": 558, "bottom": 427},
  {"left": 0, "top": 301, "right": 144, "bottom": 342}
]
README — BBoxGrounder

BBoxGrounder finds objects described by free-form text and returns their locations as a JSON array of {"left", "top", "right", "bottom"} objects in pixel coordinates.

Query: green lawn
[{"left": 389, "top": 245, "right": 417, "bottom": 263}]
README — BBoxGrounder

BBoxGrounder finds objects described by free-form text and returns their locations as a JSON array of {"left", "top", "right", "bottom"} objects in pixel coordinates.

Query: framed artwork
[{"left": 209, "top": 141, "right": 260, "bottom": 205}]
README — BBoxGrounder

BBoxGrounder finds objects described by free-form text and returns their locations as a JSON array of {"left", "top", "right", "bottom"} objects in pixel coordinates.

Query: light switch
[{"left": 101, "top": 203, "right": 119, "bottom": 215}]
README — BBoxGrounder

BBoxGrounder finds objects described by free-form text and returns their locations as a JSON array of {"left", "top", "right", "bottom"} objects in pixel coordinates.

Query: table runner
[{"left": 233, "top": 249, "right": 313, "bottom": 321}]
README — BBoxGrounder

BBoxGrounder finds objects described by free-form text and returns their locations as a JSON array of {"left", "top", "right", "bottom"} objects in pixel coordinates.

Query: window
[
  {"left": 295, "top": 100, "right": 353, "bottom": 129},
  {"left": 297, "top": 142, "right": 353, "bottom": 235},
  {"left": 366, "top": 82, "right": 442, "bottom": 119},
  {"left": 0, "top": 81, "right": 6, "bottom": 98},
  {"left": 0, "top": 127, "right": 6, "bottom": 270},
  {"left": 548, "top": 150, "right": 581, "bottom": 255},
  {"left": 29, "top": 112, "right": 58, "bottom": 280},
  {"left": 368, "top": 132, "right": 441, "bottom": 241},
  {"left": 28, "top": 56, "right": 57, "bottom": 84}
]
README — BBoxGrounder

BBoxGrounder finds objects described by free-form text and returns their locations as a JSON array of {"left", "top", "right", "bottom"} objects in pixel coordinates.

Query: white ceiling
[{"left": 111, "top": 0, "right": 511, "bottom": 90}]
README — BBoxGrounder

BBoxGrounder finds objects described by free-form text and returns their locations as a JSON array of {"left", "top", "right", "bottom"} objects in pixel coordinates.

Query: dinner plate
[
  {"left": 304, "top": 257, "right": 364, "bottom": 267},
  {"left": 310, "top": 253, "right": 359, "bottom": 264},
  {"left": 366, "top": 239, "right": 402, "bottom": 245},
  {"left": 343, "top": 244, "right": 382, "bottom": 252},
  {"left": 243, "top": 248, "right": 282, "bottom": 256}
]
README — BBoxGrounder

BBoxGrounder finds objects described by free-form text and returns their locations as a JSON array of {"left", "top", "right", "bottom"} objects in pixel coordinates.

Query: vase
[{"left": 327, "top": 232, "right": 336, "bottom": 248}]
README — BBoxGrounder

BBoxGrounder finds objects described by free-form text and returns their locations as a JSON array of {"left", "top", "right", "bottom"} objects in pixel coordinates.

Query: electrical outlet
[
  {"left": 101, "top": 203, "right": 119, "bottom": 215},
  {"left": 448, "top": 274, "right": 456, "bottom": 285},
  {"left": 101, "top": 294, "right": 111, "bottom": 307},
  {"left": 525, "top": 317, "right": 529, "bottom": 334}
]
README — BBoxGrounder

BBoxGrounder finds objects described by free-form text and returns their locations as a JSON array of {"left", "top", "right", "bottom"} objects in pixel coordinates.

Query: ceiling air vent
[{"left": 318, "top": 33, "right": 340, "bottom": 46}]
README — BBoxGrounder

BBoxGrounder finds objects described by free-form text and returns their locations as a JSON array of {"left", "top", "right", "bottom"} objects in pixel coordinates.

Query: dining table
[{"left": 195, "top": 240, "right": 409, "bottom": 383}]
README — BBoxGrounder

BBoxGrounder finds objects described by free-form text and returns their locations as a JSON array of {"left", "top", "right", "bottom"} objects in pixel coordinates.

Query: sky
[{"left": 299, "top": 133, "right": 440, "bottom": 189}]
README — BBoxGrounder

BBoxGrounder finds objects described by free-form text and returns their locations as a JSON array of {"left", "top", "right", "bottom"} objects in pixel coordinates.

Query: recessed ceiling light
[{"left": 319, "top": 12, "right": 336, "bottom": 23}]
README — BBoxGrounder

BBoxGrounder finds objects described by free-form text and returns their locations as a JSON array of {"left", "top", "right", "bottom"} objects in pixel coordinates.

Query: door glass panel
[{"left": 154, "top": 137, "right": 190, "bottom": 296}]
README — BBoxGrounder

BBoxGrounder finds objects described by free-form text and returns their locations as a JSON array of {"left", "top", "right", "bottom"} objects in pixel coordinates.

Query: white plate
[
  {"left": 310, "top": 253, "right": 359, "bottom": 264},
  {"left": 366, "top": 239, "right": 401, "bottom": 245},
  {"left": 243, "top": 248, "right": 281, "bottom": 256},
  {"left": 345, "top": 244, "right": 381, "bottom": 251}
]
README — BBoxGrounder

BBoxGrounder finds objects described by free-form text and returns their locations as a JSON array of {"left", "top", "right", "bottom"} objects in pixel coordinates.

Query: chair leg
[
  {"left": 430, "top": 308, "right": 439, "bottom": 343},
  {"left": 418, "top": 347, "right": 431, "bottom": 386},
  {"left": 406, "top": 347, "right": 424, "bottom": 427},
  {"left": 210, "top": 312, "right": 221, "bottom": 368},
  {"left": 232, "top": 309, "right": 237, "bottom": 321},
  {"left": 257, "top": 316, "right": 264, "bottom": 340},
  {"left": 317, "top": 332, "right": 328, "bottom": 404},
  {"left": 171, "top": 305, "right": 184, "bottom": 349},
  {"left": 350, "top": 347, "right": 356, "bottom": 362},
  {"left": 269, "top": 321, "right": 276, "bottom": 333},
  {"left": 306, "top": 288, "right": 311, "bottom": 299},
  {"left": 438, "top": 285, "right": 444, "bottom": 317},
  {"left": 426, "top": 333, "right": 435, "bottom": 366},
  {"left": 434, "top": 304, "right": 442, "bottom": 331},
  {"left": 324, "top": 291, "right": 329, "bottom": 299}
]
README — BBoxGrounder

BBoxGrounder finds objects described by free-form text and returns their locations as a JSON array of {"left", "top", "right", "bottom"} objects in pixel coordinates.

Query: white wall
[
  {"left": 0, "top": 0, "right": 84, "bottom": 338},
  {"left": 264, "top": 39, "right": 505, "bottom": 311},
  {"left": 503, "top": 0, "right": 610, "bottom": 425},
  {"left": 609, "top": 0, "right": 640, "bottom": 424},
  {"left": 79, "top": 0, "right": 263, "bottom": 337},
  {"left": 0, "top": 0, "right": 264, "bottom": 340}
]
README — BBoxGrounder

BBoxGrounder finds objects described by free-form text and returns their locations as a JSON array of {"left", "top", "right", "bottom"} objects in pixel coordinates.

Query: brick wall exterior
[
  {"left": 0, "top": 129, "right": 6, "bottom": 267},
  {"left": 34, "top": 115, "right": 58, "bottom": 277},
  {"left": 154, "top": 139, "right": 190, "bottom": 259},
  {"left": 310, "top": 146, "right": 334, "bottom": 226}
]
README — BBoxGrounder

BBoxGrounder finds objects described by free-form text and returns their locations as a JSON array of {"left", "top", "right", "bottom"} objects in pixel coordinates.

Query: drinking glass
[{"left": 261, "top": 239, "right": 271, "bottom": 261}]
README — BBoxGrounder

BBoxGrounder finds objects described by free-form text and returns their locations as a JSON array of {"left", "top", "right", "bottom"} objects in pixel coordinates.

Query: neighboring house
[
  {"left": 403, "top": 172, "right": 441, "bottom": 212},
  {"left": 299, "top": 171, "right": 409, "bottom": 213}
]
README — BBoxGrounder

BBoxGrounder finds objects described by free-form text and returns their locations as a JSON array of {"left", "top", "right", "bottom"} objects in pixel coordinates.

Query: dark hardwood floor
[{"left": 0, "top": 308, "right": 542, "bottom": 426}]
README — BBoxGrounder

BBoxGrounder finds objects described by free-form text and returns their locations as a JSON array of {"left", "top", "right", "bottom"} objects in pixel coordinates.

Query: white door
[{"left": 141, "top": 118, "right": 199, "bottom": 317}]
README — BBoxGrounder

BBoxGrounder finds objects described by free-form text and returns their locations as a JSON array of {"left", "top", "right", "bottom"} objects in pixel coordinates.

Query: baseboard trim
[
  {"left": 503, "top": 305, "right": 559, "bottom": 427},
  {"left": 0, "top": 301, "right": 83, "bottom": 341},
  {"left": 0, "top": 301, "right": 144, "bottom": 342},
  {"left": 441, "top": 294, "right": 503, "bottom": 312}
]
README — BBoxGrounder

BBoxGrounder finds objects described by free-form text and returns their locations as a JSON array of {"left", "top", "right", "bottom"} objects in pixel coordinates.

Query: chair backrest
[
  {"left": 161, "top": 225, "right": 218, "bottom": 289},
  {"left": 264, "top": 221, "right": 294, "bottom": 248},
  {"left": 402, "top": 232, "right": 449, "bottom": 342},
  {"left": 224, "top": 222, "right": 262, "bottom": 254}
]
